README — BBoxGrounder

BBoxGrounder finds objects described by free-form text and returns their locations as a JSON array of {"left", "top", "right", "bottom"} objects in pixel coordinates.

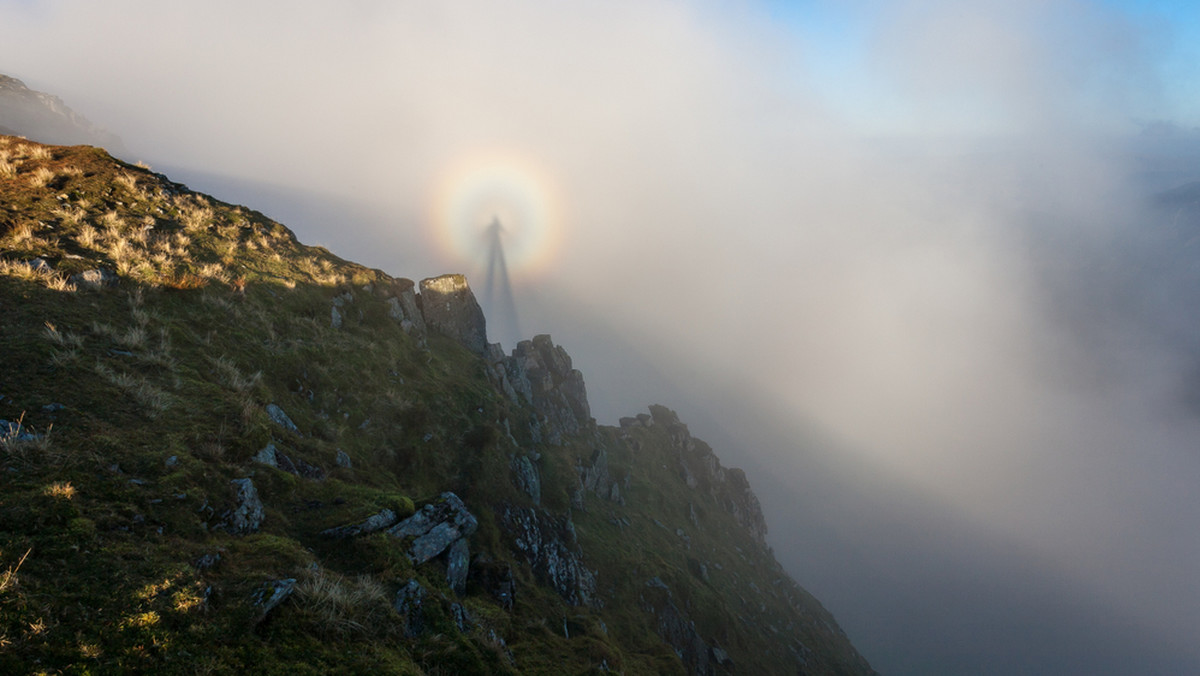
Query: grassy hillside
[{"left": 0, "top": 135, "right": 874, "bottom": 675}]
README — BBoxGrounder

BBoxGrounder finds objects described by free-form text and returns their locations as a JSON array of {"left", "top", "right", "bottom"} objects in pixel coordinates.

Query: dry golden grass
[
  {"left": 76, "top": 224, "right": 100, "bottom": 249},
  {"left": 115, "top": 172, "right": 138, "bottom": 192},
  {"left": 209, "top": 355, "right": 262, "bottom": 393},
  {"left": 0, "top": 159, "right": 16, "bottom": 179},
  {"left": 0, "top": 259, "right": 75, "bottom": 292},
  {"left": 50, "top": 204, "right": 86, "bottom": 226},
  {"left": 43, "top": 482, "right": 75, "bottom": 499},
  {"left": 28, "top": 166, "right": 55, "bottom": 188},
  {"left": 0, "top": 548, "right": 32, "bottom": 593},
  {"left": 4, "top": 222, "right": 36, "bottom": 248},
  {"left": 94, "top": 362, "right": 172, "bottom": 418},
  {"left": 27, "top": 146, "right": 52, "bottom": 161},
  {"left": 295, "top": 568, "right": 390, "bottom": 638}
]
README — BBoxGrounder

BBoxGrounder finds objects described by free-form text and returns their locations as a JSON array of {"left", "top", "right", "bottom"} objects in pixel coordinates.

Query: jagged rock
[
  {"left": 450, "top": 602, "right": 474, "bottom": 633},
  {"left": 501, "top": 504, "right": 597, "bottom": 606},
  {"left": 335, "top": 449, "right": 352, "bottom": 469},
  {"left": 711, "top": 645, "right": 733, "bottom": 667},
  {"left": 446, "top": 538, "right": 470, "bottom": 595},
  {"left": 388, "top": 279, "right": 426, "bottom": 337},
  {"left": 251, "top": 578, "right": 296, "bottom": 617},
  {"left": 387, "top": 492, "right": 478, "bottom": 566},
  {"left": 642, "top": 581, "right": 713, "bottom": 676},
  {"left": 290, "top": 455, "right": 325, "bottom": 480},
  {"left": 418, "top": 274, "right": 487, "bottom": 355},
  {"left": 511, "top": 454, "right": 541, "bottom": 505},
  {"left": 321, "top": 508, "right": 399, "bottom": 539},
  {"left": 649, "top": 405, "right": 769, "bottom": 546},
  {"left": 252, "top": 441, "right": 324, "bottom": 480},
  {"left": 497, "top": 335, "right": 593, "bottom": 445},
  {"left": 252, "top": 442, "right": 279, "bottom": 467},
  {"left": 330, "top": 304, "right": 343, "bottom": 329},
  {"left": 193, "top": 552, "right": 221, "bottom": 570},
  {"left": 265, "top": 403, "right": 300, "bottom": 435},
  {"left": 217, "top": 478, "right": 264, "bottom": 535},
  {"left": 394, "top": 579, "right": 426, "bottom": 637},
  {"left": 70, "top": 268, "right": 118, "bottom": 289}
]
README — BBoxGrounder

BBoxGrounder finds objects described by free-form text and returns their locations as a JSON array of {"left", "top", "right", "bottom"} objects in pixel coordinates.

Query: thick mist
[{"left": 4, "top": 1, "right": 1200, "bottom": 673}]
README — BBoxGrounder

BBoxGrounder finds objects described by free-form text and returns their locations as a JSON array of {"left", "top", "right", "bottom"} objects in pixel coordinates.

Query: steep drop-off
[{"left": 0, "top": 136, "right": 874, "bottom": 675}]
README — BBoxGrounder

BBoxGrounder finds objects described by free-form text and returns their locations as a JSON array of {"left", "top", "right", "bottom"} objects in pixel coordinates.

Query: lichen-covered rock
[
  {"left": 496, "top": 335, "right": 593, "bottom": 445},
  {"left": 388, "top": 278, "right": 426, "bottom": 338},
  {"left": 511, "top": 454, "right": 541, "bottom": 505},
  {"left": 387, "top": 492, "right": 478, "bottom": 566},
  {"left": 217, "top": 478, "right": 264, "bottom": 535},
  {"left": 265, "top": 403, "right": 300, "bottom": 435},
  {"left": 418, "top": 274, "right": 487, "bottom": 355},
  {"left": 335, "top": 449, "right": 352, "bottom": 469},
  {"left": 251, "top": 442, "right": 279, "bottom": 467},
  {"left": 501, "top": 504, "right": 597, "bottom": 607},
  {"left": 320, "top": 508, "right": 399, "bottom": 539},
  {"left": 251, "top": 578, "right": 296, "bottom": 618},
  {"left": 394, "top": 579, "right": 426, "bottom": 638},
  {"left": 446, "top": 538, "right": 470, "bottom": 595}
]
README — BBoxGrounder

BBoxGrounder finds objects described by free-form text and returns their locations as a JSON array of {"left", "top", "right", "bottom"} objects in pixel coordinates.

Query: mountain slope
[
  {"left": 0, "top": 135, "right": 874, "bottom": 675},
  {"left": 0, "top": 75, "right": 123, "bottom": 150}
]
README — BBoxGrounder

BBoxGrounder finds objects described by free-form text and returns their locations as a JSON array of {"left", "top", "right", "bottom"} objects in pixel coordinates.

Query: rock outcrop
[
  {"left": 490, "top": 335, "right": 593, "bottom": 445},
  {"left": 217, "top": 478, "right": 264, "bottom": 535},
  {"left": 501, "top": 504, "right": 597, "bottom": 607},
  {"left": 418, "top": 274, "right": 487, "bottom": 355},
  {"left": 648, "top": 405, "right": 769, "bottom": 546}
]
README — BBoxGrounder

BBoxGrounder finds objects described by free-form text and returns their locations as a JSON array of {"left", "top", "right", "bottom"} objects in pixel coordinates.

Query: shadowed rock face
[
  {"left": 0, "top": 74, "right": 123, "bottom": 150},
  {"left": 418, "top": 274, "right": 488, "bottom": 355}
]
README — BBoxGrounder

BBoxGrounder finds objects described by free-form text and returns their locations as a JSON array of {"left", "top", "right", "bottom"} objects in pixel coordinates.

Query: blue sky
[{"left": 759, "top": 0, "right": 1200, "bottom": 134}]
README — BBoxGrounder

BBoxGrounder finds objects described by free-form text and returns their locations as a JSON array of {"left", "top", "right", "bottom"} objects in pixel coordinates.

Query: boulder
[
  {"left": 446, "top": 538, "right": 470, "bottom": 595},
  {"left": 251, "top": 578, "right": 296, "bottom": 618},
  {"left": 387, "top": 492, "right": 478, "bottom": 579},
  {"left": 217, "top": 478, "right": 264, "bottom": 535},
  {"left": 418, "top": 274, "right": 487, "bottom": 355},
  {"left": 321, "top": 508, "right": 399, "bottom": 539},
  {"left": 394, "top": 578, "right": 426, "bottom": 637}
]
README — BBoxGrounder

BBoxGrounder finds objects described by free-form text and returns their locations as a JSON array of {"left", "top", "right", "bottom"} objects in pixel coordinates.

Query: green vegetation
[{"left": 0, "top": 136, "right": 873, "bottom": 675}]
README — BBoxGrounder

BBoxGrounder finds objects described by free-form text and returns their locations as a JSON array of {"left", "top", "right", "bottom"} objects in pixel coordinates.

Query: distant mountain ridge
[{"left": 0, "top": 73, "right": 123, "bottom": 150}]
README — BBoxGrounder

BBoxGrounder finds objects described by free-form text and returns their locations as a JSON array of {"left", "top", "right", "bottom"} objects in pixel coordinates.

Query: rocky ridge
[{"left": 0, "top": 135, "right": 874, "bottom": 675}]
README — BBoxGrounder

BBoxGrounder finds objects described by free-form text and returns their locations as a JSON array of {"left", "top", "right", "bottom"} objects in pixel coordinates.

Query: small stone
[
  {"left": 252, "top": 443, "right": 279, "bottom": 467},
  {"left": 265, "top": 404, "right": 300, "bottom": 435},
  {"left": 251, "top": 578, "right": 296, "bottom": 617},
  {"left": 335, "top": 449, "right": 352, "bottom": 469},
  {"left": 70, "top": 268, "right": 118, "bottom": 289},
  {"left": 165, "top": 455, "right": 178, "bottom": 467}
]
